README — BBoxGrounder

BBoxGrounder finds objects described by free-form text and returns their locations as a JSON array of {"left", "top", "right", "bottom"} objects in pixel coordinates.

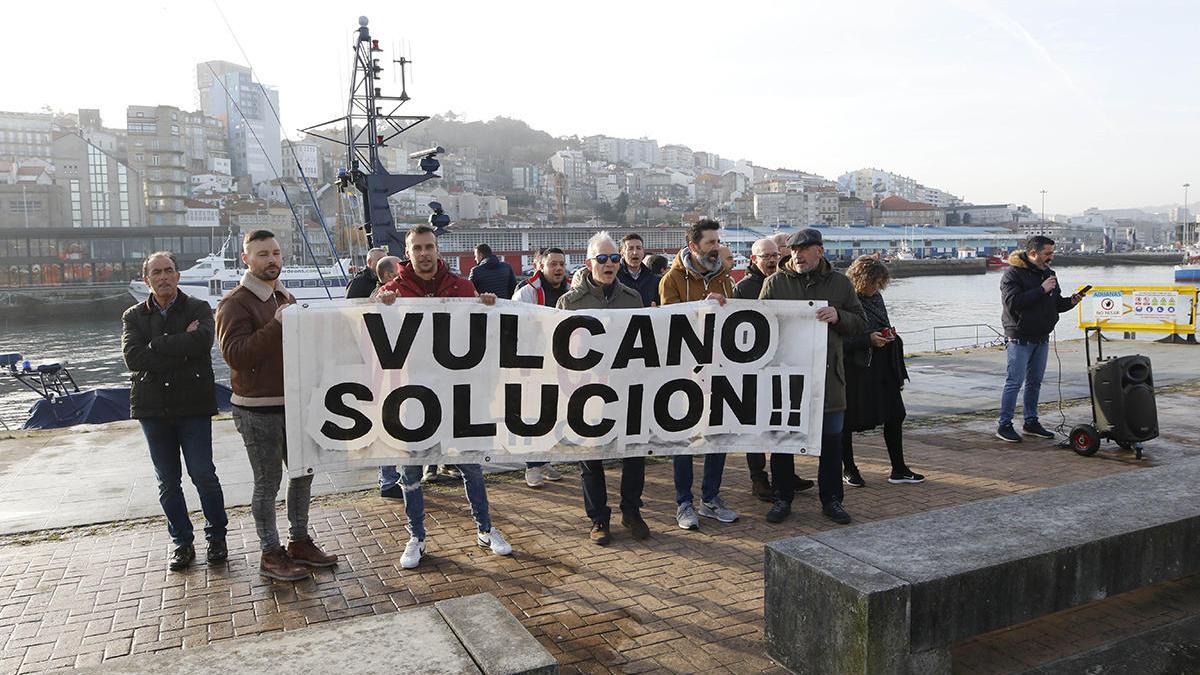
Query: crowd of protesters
[{"left": 127, "top": 219, "right": 1086, "bottom": 579}]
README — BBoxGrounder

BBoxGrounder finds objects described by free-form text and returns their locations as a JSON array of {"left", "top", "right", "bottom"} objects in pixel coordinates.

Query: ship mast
[{"left": 301, "top": 16, "right": 444, "bottom": 255}]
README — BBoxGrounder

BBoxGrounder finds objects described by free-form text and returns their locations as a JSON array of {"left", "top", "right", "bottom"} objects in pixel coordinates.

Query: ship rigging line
[
  {"left": 210, "top": 0, "right": 347, "bottom": 283},
  {"left": 208, "top": 0, "right": 349, "bottom": 288},
  {"left": 203, "top": 62, "right": 334, "bottom": 299}
]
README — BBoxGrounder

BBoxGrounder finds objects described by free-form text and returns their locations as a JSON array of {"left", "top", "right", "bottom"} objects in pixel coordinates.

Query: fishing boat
[{"left": 986, "top": 251, "right": 1010, "bottom": 270}]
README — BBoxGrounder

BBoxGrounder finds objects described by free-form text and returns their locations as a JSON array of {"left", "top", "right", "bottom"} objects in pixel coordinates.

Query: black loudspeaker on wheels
[{"left": 1088, "top": 355, "right": 1159, "bottom": 444}]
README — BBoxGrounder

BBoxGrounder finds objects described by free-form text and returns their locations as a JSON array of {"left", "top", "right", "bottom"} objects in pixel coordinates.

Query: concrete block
[
  {"left": 766, "top": 457, "right": 1200, "bottom": 672},
  {"left": 764, "top": 537, "right": 912, "bottom": 675},
  {"left": 82, "top": 606, "right": 481, "bottom": 675},
  {"left": 436, "top": 593, "right": 558, "bottom": 675}
]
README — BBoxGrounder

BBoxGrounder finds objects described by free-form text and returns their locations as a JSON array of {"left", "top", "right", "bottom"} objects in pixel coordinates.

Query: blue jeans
[
  {"left": 140, "top": 416, "right": 227, "bottom": 547},
  {"left": 770, "top": 411, "right": 845, "bottom": 506},
  {"left": 397, "top": 463, "right": 492, "bottom": 540},
  {"left": 999, "top": 339, "right": 1050, "bottom": 428},
  {"left": 672, "top": 454, "right": 726, "bottom": 505}
]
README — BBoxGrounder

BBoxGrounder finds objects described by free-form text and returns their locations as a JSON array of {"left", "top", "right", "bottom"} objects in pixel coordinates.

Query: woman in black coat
[{"left": 841, "top": 256, "right": 923, "bottom": 487}]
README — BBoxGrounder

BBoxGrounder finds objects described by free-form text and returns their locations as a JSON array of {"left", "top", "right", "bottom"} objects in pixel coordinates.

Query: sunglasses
[{"left": 591, "top": 254, "right": 621, "bottom": 264}]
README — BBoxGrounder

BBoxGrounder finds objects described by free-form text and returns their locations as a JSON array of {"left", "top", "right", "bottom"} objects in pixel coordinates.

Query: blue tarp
[{"left": 22, "top": 384, "right": 235, "bottom": 430}]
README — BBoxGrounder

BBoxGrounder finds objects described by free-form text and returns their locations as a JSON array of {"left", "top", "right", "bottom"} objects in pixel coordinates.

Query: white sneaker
[
  {"left": 477, "top": 528, "right": 512, "bottom": 556},
  {"left": 541, "top": 464, "right": 563, "bottom": 481},
  {"left": 676, "top": 502, "right": 700, "bottom": 530},
  {"left": 524, "top": 466, "right": 545, "bottom": 488},
  {"left": 400, "top": 537, "right": 425, "bottom": 569},
  {"left": 698, "top": 495, "right": 739, "bottom": 523}
]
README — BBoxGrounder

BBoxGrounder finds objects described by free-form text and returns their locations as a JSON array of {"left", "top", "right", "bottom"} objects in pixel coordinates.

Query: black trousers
[
  {"left": 770, "top": 411, "right": 845, "bottom": 506},
  {"left": 746, "top": 453, "right": 768, "bottom": 481},
  {"left": 843, "top": 419, "right": 906, "bottom": 474},
  {"left": 580, "top": 457, "right": 645, "bottom": 524}
]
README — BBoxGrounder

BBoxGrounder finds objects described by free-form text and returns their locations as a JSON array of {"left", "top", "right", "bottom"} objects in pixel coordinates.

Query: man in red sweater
[{"left": 376, "top": 224, "right": 511, "bottom": 570}]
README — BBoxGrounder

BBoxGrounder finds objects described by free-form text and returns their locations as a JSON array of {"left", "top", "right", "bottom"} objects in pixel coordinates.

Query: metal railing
[{"left": 903, "top": 323, "right": 1006, "bottom": 352}]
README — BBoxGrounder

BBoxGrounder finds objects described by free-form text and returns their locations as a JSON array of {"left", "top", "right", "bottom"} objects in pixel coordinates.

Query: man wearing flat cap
[{"left": 758, "top": 228, "right": 866, "bottom": 525}]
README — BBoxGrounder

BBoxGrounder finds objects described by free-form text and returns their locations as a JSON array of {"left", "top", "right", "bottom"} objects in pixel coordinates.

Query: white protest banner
[{"left": 283, "top": 298, "right": 827, "bottom": 475}]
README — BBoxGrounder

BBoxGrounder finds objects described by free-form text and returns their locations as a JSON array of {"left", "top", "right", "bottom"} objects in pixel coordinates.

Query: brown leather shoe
[
  {"left": 621, "top": 512, "right": 650, "bottom": 540},
  {"left": 287, "top": 538, "right": 339, "bottom": 567},
  {"left": 589, "top": 521, "right": 611, "bottom": 546},
  {"left": 259, "top": 548, "right": 309, "bottom": 581}
]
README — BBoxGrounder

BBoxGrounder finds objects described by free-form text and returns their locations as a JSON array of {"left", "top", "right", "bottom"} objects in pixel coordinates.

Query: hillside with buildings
[{"left": 0, "top": 60, "right": 1192, "bottom": 287}]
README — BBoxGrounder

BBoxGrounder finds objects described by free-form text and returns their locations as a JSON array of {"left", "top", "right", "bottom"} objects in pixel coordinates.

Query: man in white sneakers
[{"left": 377, "top": 225, "right": 514, "bottom": 569}]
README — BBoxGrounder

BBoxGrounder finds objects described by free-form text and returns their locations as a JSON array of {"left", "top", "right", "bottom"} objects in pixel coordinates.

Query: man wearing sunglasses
[
  {"left": 658, "top": 218, "right": 739, "bottom": 531},
  {"left": 557, "top": 231, "right": 649, "bottom": 546}
]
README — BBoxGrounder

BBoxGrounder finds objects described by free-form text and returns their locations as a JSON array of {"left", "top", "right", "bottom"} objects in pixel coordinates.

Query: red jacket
[{"left": 379, "top": 259, "right": 477, "bottom": 298}]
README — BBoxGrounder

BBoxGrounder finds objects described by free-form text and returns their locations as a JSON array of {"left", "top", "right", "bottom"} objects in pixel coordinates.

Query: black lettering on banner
[
  {"left": 709, "top": 374, "right": 757, "bottom": 426},
  {"left": 453, "top": 384, "right": 497, "bottom": 438},
  {"left": 611, "top": 315, "right": 661, "bottom": 369},
  {"left": 432, "top": 312, "right": 487, "bottom": 370},
  {"left": 567, "top": 383, "right": 617, "bottom": 438},
  {"left": 788, "top": 374, "right": 805, "bottom": 426},
  {"left": 665, "top": 313, "right": 715, "bottom": 366},
  {"left": 381, "top": 385, "right": 441, "bottom": 443},
  {"left": 499, "top": 314, "right": 543, "bottom": 369},
  {"left": 363, "top": 312, "right": 423, "bottom": 369},
  {"left": 721, "top": 310, "right": 770, "bottom": 364},
  {"left": 653, "top": 379, "right": 705, "bottom": 433},
  {"left": 320, "top": 382, "right": 374, "bottom": 441},
  {"left": 626, "top": 383, "right": 644, "bottom": 436},
  {"left": 552, "top": 315, "right": 605, "bottom": 371},
  {"left": 504, "top": 383, "right": 557, "bottom": 436}
]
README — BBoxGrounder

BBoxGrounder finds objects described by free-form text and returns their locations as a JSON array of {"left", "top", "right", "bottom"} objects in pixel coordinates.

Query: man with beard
[
  {"left": 759, "top": 228, "right": 866, "bottom": 525},
  {"left": 376, "top": 225, "right": 512, "bottom": 570},
  {"left": 658, "top": 218, "right": 738, "bottom": 531},
  {"left": 216, "top": 230, "right": 338, "bottom": 581},
  {"left": 514, "top": 247, "right": 569, "bottom": 488},
  {"left": 557, "top": 231, "right": 650, "bottom": 545},
  {"left": 616, "top": 233, "right": 660, "bottom": 307}
]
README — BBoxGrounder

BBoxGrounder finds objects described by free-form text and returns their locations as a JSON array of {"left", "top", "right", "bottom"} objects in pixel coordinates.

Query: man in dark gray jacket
[
  {"left": 734, "top": 236, "right": 803, "bottom": 501},
  {"left": 557, "top": 231, "right": 648, "bottom": 545},
  {"left": 122, "top": 252, "right": 227, "bottom": 572},
  {"left": 759, "top": 229, "right": 866, "bottom": 526}
]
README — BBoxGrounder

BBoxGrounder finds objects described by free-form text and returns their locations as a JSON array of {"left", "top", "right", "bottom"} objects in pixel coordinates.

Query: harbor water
[{"left": 1, "top": 265, "right": 1194, "bottom": 429}]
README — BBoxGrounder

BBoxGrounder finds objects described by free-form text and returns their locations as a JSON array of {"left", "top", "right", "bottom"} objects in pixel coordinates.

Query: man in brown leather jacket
[{"left": 216, "top": 229, "right": 338, "bottom": 581}]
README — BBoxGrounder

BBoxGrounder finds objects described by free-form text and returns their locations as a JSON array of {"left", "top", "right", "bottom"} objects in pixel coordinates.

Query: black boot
[{"left": 169, "top": 544, "right": 195, "bottom": 571}]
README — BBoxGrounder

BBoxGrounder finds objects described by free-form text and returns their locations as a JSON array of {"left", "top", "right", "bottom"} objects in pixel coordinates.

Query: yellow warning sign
[{"left": 1077, "top": 285, "right": 1198, "bottom": 333}]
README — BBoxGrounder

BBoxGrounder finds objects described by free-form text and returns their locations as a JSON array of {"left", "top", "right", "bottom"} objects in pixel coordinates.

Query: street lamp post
[
  {"left": 1184, "top": 182, "right": 1191, "bottom": 247},
  {"left": 1039, "top": 189, "right": 1047, "bottom": 235}
]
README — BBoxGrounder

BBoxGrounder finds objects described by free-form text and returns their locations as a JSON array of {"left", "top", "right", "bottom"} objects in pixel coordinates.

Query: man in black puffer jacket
[
  {"left": 122, "top": 252, "right": 227, "bottom": 573},
  {"left": 996, "top": 235, "right": 1082, "bottom": 443},
  {"left": 468, "top": 243, "right": 518, "bottom": 298}
]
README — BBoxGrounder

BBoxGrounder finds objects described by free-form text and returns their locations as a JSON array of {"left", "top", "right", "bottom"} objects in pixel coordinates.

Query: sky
[{"left": 3, "top": 0, "right": 1197, "bottom": 214}]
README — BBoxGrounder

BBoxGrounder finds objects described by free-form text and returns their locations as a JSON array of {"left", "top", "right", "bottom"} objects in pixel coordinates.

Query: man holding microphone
[{"left": 996, "top": 236, "right": 1083, "bottom": 443}]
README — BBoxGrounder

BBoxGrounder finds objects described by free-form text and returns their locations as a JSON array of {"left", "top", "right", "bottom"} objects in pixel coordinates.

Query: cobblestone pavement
[{"left": 1, "top": 387, "right": 1197, "bottom": 674}]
